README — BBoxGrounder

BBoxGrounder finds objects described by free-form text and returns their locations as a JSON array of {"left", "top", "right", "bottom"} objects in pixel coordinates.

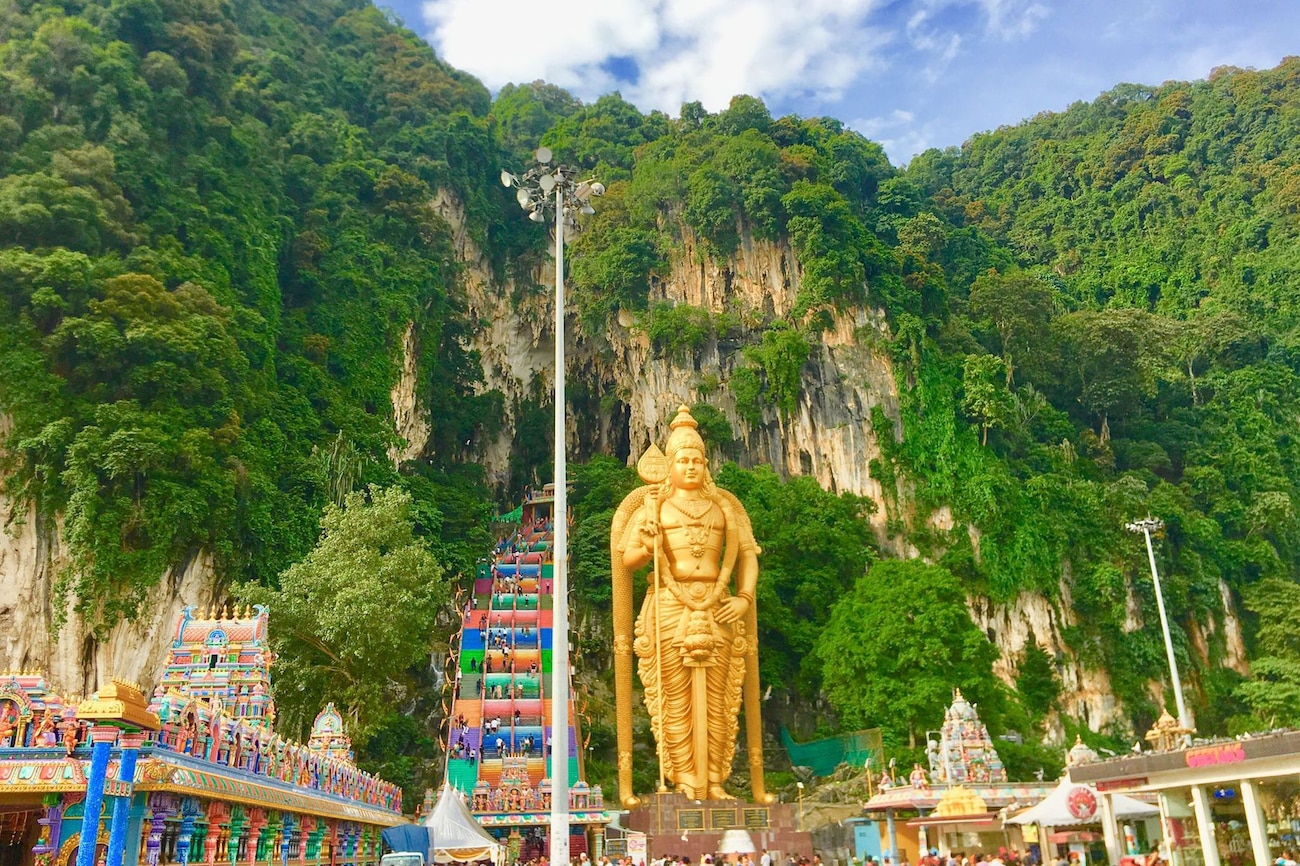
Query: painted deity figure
[{"left": 611, "top": 406, "right": 771, "bottom": 805}]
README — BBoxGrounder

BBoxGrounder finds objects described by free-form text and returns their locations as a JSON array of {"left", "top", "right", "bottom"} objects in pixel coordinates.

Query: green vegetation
[
  {"left": 6, "top": 0, "right": 1300, "bottom": 790},
  {"left": 817, "top": 559, "right": 1000, "bottom": 748},
  {"left": 235, "top": 486, "right": 448, "bottom": 743}
]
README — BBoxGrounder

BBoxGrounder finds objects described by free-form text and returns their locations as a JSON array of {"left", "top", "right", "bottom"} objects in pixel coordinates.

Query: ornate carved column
[
  {"left": 143, "top": 794, "right": 174, "bottom": 866},
  {"left": 105, "top": 732, "right": 145, "bottom": 866},
  {"left": 226, "top": 806, "right": 247, "bottom": 866},
  {"left": 294, "top": 816, "right": 312, "bottom": 865},
  {"left": 203, "top": 802, "right": 226, "bottom": 866},
  {"left": 31, "top": 793, "right": 64, "bottom": 865},
  {"left": 76, "top": 726, "right": 120, "bottom": 866},
  {"left": 176, "top": 798, "right": 202, "bottom": 866},
  {"left": 279, "top": 814, "right": 295, "bottom": 866},
  {"left": 243, "top": 809, "right": 265, "bottom": 866}
]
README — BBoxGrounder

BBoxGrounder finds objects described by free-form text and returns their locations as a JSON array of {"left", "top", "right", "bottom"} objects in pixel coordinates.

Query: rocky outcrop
[
  {"left": 967, "top": 587, "right": 1124, "bottom": 740},
  {"left": 389, "top": 321, "right": 432, "bottom": 465},
  {"left": 0, "top": 492, "right": 221, "bottom": 696}
]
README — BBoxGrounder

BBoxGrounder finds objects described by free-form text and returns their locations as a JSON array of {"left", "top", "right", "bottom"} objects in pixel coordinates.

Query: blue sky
[{"left": 380, "top": 0, "right": 1299, "bottom": 164}]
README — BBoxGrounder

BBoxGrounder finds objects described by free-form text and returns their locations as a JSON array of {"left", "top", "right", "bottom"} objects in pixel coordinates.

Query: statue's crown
[{"left": 664, "top": 405, "right": 705, "bottom": 459}]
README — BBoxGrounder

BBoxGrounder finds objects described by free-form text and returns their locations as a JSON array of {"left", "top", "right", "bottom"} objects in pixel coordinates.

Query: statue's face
[{"left": 670, "top": 447, "right": 707, "bottom": 490}]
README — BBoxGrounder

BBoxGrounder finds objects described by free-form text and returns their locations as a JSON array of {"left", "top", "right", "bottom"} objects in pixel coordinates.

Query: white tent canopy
[
  {"left": 421, "top": 785, "right": 502, "bottom": 863},
  {"left": 1006, "top": 779, "right": 1157, "bottom": 827}
]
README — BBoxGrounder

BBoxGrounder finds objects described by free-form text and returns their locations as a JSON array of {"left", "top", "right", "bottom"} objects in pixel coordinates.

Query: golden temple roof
[{"left": 76, "top": 678, "right": 161, "bottom": 731}]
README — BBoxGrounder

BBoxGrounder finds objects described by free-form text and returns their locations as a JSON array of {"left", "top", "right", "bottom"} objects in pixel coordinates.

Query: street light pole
[
  {"left": 1125, "top": 517, "right": 1192, "bottom": 735},
  {"left": 501, "top": 149, "right": 603, "bottom": 866}
]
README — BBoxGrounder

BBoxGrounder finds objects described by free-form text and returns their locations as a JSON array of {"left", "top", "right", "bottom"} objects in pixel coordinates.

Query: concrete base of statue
[{"left": 625, "top": 792, "right": 814, "bottom": 862}]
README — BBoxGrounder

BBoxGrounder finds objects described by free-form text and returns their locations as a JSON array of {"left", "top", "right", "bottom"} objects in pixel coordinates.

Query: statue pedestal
[{"left": 625, "top": 793, "right": 814, "bottom": 862}]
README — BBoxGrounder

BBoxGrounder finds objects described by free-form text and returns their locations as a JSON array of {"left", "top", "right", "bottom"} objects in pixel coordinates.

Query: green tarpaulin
[{"left": 781, "top": 726, "right": 883, "bottom": 777}]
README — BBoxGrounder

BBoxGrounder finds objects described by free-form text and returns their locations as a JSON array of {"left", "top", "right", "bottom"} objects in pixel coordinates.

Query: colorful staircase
[{"left": 444, "top": 486, "right": 585, "bottom": 794}]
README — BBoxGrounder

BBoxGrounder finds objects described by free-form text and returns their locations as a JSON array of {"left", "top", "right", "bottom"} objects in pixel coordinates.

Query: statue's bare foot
[{"left": 709, "top": 785, "right": 735, "bottom": 800}]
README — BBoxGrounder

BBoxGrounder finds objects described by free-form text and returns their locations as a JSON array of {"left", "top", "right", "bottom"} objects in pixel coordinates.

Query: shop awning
[{"left": 1006, "top": 779, "right": 1156, "bottom": 827}]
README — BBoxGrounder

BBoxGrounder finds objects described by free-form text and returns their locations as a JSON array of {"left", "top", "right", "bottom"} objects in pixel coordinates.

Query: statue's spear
[{"left": 636, "top": 443, "right": 671, "bottom": 796}]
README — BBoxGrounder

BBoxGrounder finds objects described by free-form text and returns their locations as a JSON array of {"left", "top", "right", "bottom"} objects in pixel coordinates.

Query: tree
[
  {"left": 962, "top": 354, "right": 1015, "bottom": 446},
  {"left": 815, "top": 559, "right": 1000, "bottom": 746},
  {"left": 1235, "top": 578, "right": 1300, "bottom": 727},
  {"left": 235, "top": 486, "right": 449, "bottom": 744},
  {"left": 967, "top": 270, "right": 1054, "bottom": 388},
  {"left": 1052, "top": 308, "right": 1172, "bottom": 436}
]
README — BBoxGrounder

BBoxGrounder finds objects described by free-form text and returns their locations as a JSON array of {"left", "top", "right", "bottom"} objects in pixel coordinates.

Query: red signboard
[
  {"left": 1095, "top": 778, "right": 1148, "bottom": 792},
  {"left": 1185, "top": 744, "right": 1246, "bottom": 768}
]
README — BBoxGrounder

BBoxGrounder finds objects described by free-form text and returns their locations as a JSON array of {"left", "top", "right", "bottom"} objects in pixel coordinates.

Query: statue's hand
[
  {"left": 636, "top": 516, "right": 660, "bottom": 550},
  {"left": 716, "top": 595, "right": 749, "bottom": 624}
]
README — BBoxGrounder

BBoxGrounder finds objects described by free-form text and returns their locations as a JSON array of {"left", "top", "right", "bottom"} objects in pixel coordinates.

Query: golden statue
[{"left": 610, "top": 405, "right": 773, "bottom": 806}]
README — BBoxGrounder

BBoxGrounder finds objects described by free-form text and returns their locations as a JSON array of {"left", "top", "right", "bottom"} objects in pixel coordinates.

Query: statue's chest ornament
[{"left": 668, "top": 499, "right": 716, "bottom": 560}]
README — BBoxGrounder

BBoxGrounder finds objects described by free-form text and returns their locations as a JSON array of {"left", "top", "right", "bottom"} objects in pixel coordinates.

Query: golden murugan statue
[{"left": 610, "top": 405, "right": 773, "bottom": 806}]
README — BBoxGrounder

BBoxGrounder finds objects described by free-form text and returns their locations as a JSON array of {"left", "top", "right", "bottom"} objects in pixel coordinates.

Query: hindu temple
[
  {"left": 861, "top": 688, "right": 1052, "bottom": 863},
  {"left": 442, "top": 485, "right": 611, "bottom": 863},
  {"left": 0, "top": 605, "right": 402, "bottom": 866}
]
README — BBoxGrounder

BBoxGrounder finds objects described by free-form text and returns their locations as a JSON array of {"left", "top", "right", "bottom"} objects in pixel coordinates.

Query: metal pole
[
  {"left": 1140, "top": 524, "right": 1191, "bottom": 732},
  {"left": 550, "top": 181, "right": 571, "bottom": 866}
]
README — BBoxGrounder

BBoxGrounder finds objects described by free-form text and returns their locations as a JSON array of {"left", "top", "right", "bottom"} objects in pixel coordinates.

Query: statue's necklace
[{"left": 669, "top": 498, "right": 715, "bottom": 559}]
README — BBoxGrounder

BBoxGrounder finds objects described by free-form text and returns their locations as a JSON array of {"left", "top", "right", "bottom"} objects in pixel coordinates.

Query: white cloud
[
  {"left": 851, "top": 109, "right": 934, "bottom": 164},
  {"left": 420, "top": 0, "right": 890, "bottom": 112},
  {"left": 976, "top": 0, "right": 1048, "bottom": 40}
]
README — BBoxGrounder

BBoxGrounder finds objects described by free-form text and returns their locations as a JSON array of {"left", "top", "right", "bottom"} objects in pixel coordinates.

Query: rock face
[
  {"left": 0, "top": 492, "right": 221, "bottom": 696},
  {"left": 434, "top": 193, "right": 1251, "bottom": 734},
  {"left": 0, "top": 193, "right": 1252, "bottom": 733},
  {"left": 389, "top": 321, "right": 432, "bottom": 465}
]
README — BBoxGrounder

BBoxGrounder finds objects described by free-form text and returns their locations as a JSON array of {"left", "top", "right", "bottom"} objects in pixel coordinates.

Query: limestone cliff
[
  {"left": 0, "top": 491, "right": 221, "bottom": 696},
  {"left": 432, "top": 192, "right": 1249, "bottom": 737}
]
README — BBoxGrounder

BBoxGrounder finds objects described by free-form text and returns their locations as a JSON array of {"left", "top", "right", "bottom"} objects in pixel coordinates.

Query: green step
[
  {"left": 544, "top": 755, "right": 582, "bottom": 780},
  {"left": 447, "top": 758, "right": 479, "bottom": 793}
]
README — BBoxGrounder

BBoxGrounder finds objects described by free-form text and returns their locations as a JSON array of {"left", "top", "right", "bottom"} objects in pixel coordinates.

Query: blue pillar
[
  {"left": 106, "top": 732, "right": 144, "bottom": 866},
  {"left": 281, "top": 813, "right": 295, "bottom": 866},
  {"left": 77, "top": 726, "right": 119, "bottom": 866},
  {"left": 886, "top": 808, "right": 898, "bottom": 864},
  {"left": 176, "top": 799, "right": 201, "bottom": 865}
]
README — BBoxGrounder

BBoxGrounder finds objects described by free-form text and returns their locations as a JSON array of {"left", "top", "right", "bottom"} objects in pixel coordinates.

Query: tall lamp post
[
  {"left": 501, "top": 148, "right": 603, "bottom": 866},
  {"left": 1125, "top": 517, "right": 1193, "bottom": 737}
]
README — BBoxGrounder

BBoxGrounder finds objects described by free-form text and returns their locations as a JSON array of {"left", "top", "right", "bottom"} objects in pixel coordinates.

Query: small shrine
[
  {"left": 864, "top": 687, "right": 1051, "bottom": 865},
  {"left": 1065, "top": 735, "right": 1101, "bottom": 768},
  {"left": 926, "top": 688, "right": 1007, "bottom": 785},
  {"left": 1144, "top": 709, "right": 1193, "bottom": 752},
  {"left": 308, "top": 703, "right": 354, "bottom": 762}
]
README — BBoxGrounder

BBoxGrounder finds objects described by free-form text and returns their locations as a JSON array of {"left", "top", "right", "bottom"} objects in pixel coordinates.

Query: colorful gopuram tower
[
  {"left": 926, "top": 688, "right": 1007, "bottom": 785},
  {"left": 154, "top": 604, "right": 276, "bottom": 728},
  {"left": 443, "top": 485, "right": 609, "bottom": 862}
]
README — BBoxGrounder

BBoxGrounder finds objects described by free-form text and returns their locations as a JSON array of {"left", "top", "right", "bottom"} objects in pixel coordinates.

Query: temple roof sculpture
[
  {"left": 926, "top": 687, "right": 1007, "bottom": 785},
  {"left": 1065, "top": 735, "right": 1101, "bottom": 767},
  {"left": 157, "top": 603, "right": 276, "bottom": 729},
  {"left": 308, "top": 702, "right": 354, "bottom": 761}
]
